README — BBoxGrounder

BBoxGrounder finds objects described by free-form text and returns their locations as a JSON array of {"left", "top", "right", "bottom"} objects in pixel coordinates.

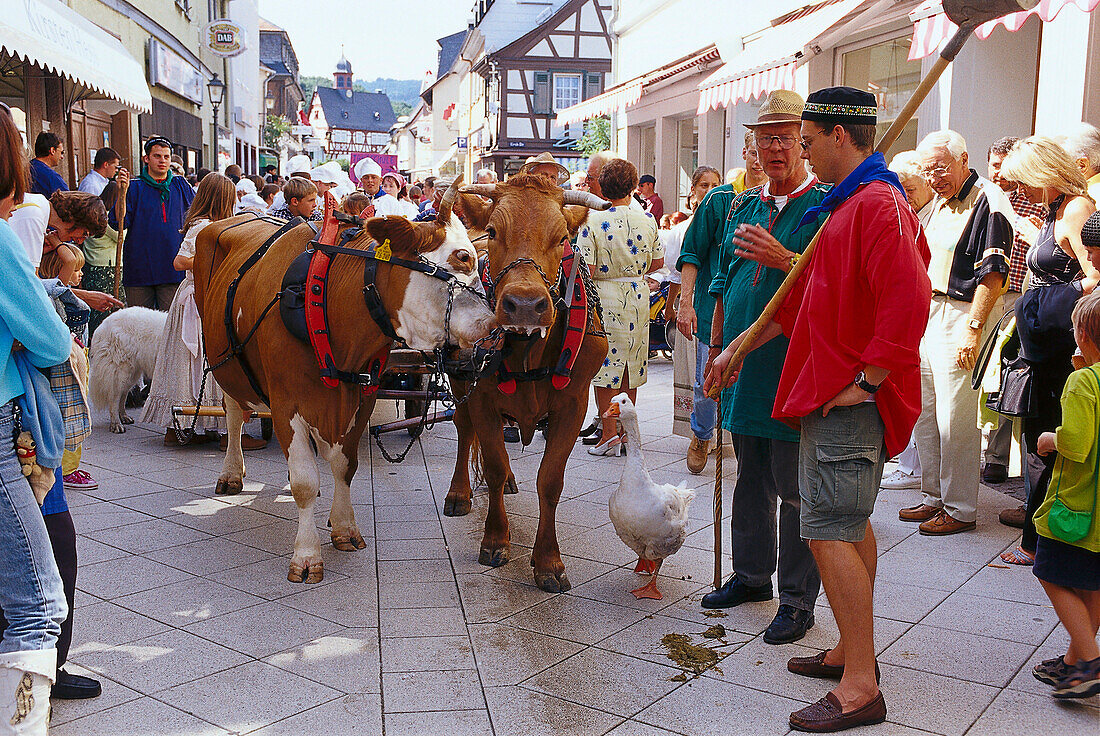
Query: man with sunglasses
[
  {"left": 121, "top": 136, "right": 194, "bottom": 311},
  {"left": 701, "top": 90, "right": 829, "bottom": 647},
  {"left": 709, "top": 86, "right": 931, "bottom": 731}
]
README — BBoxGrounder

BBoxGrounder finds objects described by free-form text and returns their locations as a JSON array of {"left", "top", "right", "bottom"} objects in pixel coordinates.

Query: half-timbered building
[
  {"left": 306, "top": 55, "right": 397, "bottom": 161},
  {"left": 458, "top": 0, "right": 613, "bottom": 179}
]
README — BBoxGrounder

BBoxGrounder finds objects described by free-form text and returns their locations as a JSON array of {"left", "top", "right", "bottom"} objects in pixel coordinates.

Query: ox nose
[{"left": 501, "top": 293, "right": 550, "bottom": 325}]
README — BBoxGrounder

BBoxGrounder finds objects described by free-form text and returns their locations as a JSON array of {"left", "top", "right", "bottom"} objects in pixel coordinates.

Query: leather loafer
[
  {"left": 788, "top": 650, "right": 880, "bottom": 683},
  {"left": 999, "top": 505, "right": 1026, "bottom": 529},
  {"left": 764, "top": 604, "right": 815, "bottom": 645},
  {"left": 51, "top": 669, "right": 101, "bottom": 699},
  {"left": 789, "top": 691, "right": 887, "bottom": 732},
  {"left": 919, "top": 510, "right": 976, "bottom": 536},
  {"left": 898, "top": 503, "right": 939, "bottom": 522},
  {"left": 701, "top": 576, "right": 773, "bottom": 609}
]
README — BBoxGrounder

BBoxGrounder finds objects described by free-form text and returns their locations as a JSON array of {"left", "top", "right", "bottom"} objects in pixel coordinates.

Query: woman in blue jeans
[{"left": 0, "top": 101, "right": 72, "bottom": 734}]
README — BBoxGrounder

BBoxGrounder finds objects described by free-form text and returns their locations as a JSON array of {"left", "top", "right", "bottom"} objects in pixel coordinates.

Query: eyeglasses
[
  {"left": 919, "top": 166, "right": 953, "bottom": 179},
  {"left": 755, "top": 135, "right": 798, "bottom": 150},
  {"left": 799, "top": 133, "right": 825, "bottom": 151}
]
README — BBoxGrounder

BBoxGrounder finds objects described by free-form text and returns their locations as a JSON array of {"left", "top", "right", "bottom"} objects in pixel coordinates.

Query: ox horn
[
  {"left": 459, "top": 184, "right": 501, "bottom": 199},
  {"left": 437, "top": 175, "right": 463, "bottom": 224},
  {"left": 562, "top": 190, "right": 612, "bottom": 210}
]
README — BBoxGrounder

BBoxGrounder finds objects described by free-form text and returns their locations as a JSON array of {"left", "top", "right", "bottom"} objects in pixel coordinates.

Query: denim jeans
[
  {"left": 690, "top": 340, "right": 717, "bottom": 441},
  {"left": 0, "top": 402, "right": 66, "bottom": 663}
]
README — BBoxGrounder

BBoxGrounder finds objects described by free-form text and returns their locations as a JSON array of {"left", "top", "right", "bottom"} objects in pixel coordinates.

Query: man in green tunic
[{"left": 700, "top": 91, "right": 831, "bottom": 646}]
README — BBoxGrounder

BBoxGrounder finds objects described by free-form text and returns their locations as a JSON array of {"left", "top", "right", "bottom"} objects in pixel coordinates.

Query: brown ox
[
  {"left": 444, "top": 175, "right": 610, "bottom": 593},
  {"left": 193, "top": 192, "right": 495, "bottom": 583}
]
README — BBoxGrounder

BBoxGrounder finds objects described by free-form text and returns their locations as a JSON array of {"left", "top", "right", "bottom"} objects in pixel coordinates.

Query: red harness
[
  {"left": 495, "top": 237, "right": 590, "bottom": 394},
  {"left": 304, "top": 195, "right": 388, "bottom": 395}
]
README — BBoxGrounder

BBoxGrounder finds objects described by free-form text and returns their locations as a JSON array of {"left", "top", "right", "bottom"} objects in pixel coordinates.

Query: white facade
[{"left": 227, "top": 0, "right": 261, "bottom": 171}]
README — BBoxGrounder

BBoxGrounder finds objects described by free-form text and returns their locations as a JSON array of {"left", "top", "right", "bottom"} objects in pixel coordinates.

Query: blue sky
[{"left": 259, "top": 0, "right": 473, "bottom": 80}]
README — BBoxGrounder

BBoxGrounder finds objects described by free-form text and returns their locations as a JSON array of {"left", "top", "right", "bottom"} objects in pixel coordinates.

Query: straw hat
[
  {"left": 744, "top": 90, "right": 805, "bottom": 128},
  {"left": 519, "top": 152, "right": 569, "bottom": 184}
]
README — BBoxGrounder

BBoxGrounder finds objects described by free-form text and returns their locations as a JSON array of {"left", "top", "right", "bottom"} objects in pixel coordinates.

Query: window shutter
[
  {"left": 584, "top": 73, "right": 602, "bottom": 101},
  {"left": 533, "top": 72, "right": 551, "bottom": 115}
]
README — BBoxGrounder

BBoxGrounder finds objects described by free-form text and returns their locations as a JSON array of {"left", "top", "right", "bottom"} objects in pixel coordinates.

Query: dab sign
[{"left": 204, "top": 19, "right": 246, "bottom": 58}]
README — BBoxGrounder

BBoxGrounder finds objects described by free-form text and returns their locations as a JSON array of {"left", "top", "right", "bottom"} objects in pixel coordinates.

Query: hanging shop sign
[
  {"left": 147, "top": 38, "right": 203, "bottom": 104},
  {"left": 203, "top": 19, "right": 247, "bottom": 58}
]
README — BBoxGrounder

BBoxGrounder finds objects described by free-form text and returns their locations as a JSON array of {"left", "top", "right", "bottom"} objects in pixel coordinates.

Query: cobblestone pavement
[{"left": 51, "top": 363, "right": 1099, "bottom": 735}]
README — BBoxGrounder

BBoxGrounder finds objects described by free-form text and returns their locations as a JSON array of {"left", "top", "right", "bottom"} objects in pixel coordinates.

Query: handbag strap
[{"left": 971, "top": 309, "right": 1015, "bottom": 391}]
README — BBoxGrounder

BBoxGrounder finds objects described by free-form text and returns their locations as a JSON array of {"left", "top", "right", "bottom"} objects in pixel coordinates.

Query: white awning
[
  {"left": 433, "top": 143, "right": 458, "bottom": 174},
  {"left": 696, "top": 0, "right": 873, "bottom": 114},
  {"left": 908, "top": 0, "right": 1100, "bottom": 60},
  {"left": 555, "top": 80, "right": 643, "bottom": 127},
  {"left": 1, "top": 0, "right": 153, "bottom": 113}
]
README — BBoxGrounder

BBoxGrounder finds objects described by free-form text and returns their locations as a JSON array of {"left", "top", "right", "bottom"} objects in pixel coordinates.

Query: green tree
[
  {"left": 392, "top": 101, "right": 414, "bottom": 118},
  {"left": 263, "top": 114, "right": 291, "bottom": 149},
  {"left": 574, "top": 116, "right": 611, "bottom": 155}
]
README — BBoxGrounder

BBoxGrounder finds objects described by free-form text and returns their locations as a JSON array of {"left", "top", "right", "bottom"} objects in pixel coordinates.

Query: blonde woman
[
  {"left": 141, "top": 174, "right": 264, "bottom": 449},
  {"left": 999, "top": 136, "right": 1097, "bottom": 565}
]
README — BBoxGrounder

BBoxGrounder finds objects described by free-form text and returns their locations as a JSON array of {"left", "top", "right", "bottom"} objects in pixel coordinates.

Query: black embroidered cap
[{"left": 801, "top": 86, "right": 878, "bottom": 126}]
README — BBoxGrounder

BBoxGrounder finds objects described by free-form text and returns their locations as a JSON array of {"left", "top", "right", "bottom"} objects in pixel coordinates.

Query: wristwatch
[
  {"left": 854, "top": 371, "right": 881, "bottom": 394},
  {"left": 967, "top": 318, "right": 983, "bottom": 331}
]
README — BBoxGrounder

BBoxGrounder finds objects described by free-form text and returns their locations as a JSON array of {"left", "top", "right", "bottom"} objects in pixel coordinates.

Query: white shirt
[
  {"left": 9, "top": 194, "right": 50, "bottom": 267},
  {"left": 77, "top": 170, "right": 109, "bottom": 196},
  {"left": 761, "top": 173, "right": 814, "bottom": 214},
  {"left": 659, "top": 215, "right": 692, "bottom": 285},
  {"left": 372, "top": 193, "right": 407, "bottom": 217}
]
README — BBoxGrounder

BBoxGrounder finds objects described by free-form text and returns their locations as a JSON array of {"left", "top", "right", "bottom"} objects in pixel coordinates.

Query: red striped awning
[
  {"left": 909, "top": 0, "right": 1100, "bottom": 60},
  {"left": 696, "top": 0, "right": 871, "bottom": 114}
]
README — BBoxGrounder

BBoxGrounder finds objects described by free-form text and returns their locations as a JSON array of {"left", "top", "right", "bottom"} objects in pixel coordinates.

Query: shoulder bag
[{"left": 1047, "top": 366, "right": 1099, "bottom": 543}]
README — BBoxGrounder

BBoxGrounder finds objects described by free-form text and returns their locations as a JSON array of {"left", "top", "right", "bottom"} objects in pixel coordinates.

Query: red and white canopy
[
  {"left": 696, "top": 0, "right": 873, "bottom": 114},
  {"left": 554, "top": 80, "right": 645, "bottom": 127},
  {"left": 909, "top": 0, "right": 1100, "bottom": 60}
]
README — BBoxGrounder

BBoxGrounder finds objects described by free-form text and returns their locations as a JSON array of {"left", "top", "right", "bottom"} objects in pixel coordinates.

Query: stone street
[{"left": 51, "top": 362, "right": 1099, "bottom": 735}]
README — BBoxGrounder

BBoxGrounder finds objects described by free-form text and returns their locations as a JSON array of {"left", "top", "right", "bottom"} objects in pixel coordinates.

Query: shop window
[
  {"left": 839, "top": 33, "right": 922, "bottom": 151},
  {"left": 553, "top": 73, "right": 583, "bottom": 113}
]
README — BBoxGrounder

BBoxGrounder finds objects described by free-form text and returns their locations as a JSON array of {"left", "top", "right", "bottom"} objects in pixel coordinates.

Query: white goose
[{"left": 604, "top": 393, "right": 695, "bottom": 600}]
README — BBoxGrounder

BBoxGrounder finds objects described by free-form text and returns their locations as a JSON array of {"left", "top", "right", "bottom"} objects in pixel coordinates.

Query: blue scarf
[{"left": 795, "top": 152, "right": 905, "bottom": 232}]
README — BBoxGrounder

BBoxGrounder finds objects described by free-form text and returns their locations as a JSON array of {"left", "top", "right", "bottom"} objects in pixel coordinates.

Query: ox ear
[
  {"left": 562, "top": 205, "right": 591, "bottom": 237},
  {"left": 457, "top": 193, "right": 493, "bottom": 230},
  {"left": 364, "top": 216, "right": 424, "bottom": 258}
]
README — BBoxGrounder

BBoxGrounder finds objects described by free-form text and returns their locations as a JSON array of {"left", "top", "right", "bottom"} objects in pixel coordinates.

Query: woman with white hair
[
  {"left": 888, "top": 150, "right": 936, "bottom": 222},
  {"left": 998, "top": 136, "right": 1098, "bottom": 566},
  {"left": 1059, "top": 122, "right": 1100, "bottom": 203}
]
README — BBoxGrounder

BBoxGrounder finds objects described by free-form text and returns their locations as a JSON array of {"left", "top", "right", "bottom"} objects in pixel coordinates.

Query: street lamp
[
  {"left": 265, "top": 90, "right": 275, "bottom": 112},
  {"left": 207, "top": 73, "right": 226, "bottom": 170}
]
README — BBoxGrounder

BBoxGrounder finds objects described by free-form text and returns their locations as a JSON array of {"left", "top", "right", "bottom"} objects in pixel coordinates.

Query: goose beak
[{"left": 602, "top": 404, "right": 621, "bottom": 419}]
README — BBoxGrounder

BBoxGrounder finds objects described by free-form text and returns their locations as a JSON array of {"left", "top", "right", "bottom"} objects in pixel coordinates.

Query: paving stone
[
  {"left": 468, "top": 622, "right": 585, "bottom": 686},
  {"left": 505, "top": 593, "right": 649, "bottom": 645},
  {"left": 112, "top": 576, "right": 266, "bottom": 627},
  {"left": 634, "top": 675, "right": 803, "bottom": 735},
  {"left": 49, "top": 695, "right": 233, "bottom": 736},
  {"left": 213, "top": 556, "right": 350, "bottom": 600},
  {"left": 263, "top": 629, "right": 381, "bottom": 694},
  {"left": 68, "top": 601, "right": 172, "bottom": 649},
  {"left": 186, "top": 601, "right": 344, "bottom": 658},
  {"left": 145, "top": 534, "right": 276, "bottom": 575},
  {"left": 378, "top": 579, "right": 461, "bottom": 609},
  {"left": 602, "top": 721, "right": 681, "bottom": 736},
  {"left": 485, "top": 685, "right": 623, "bottom": 735},
  {"left": 596, "top": 613, "right": 750, "bottom": 671},
  {"left": 457, "top": 572, "right": 555, "bottom": 624},
  {"left": 72, "top": 627, "right": 251, "bottom": 695},
  {"left": 380, "top": 606, "right": 470, "bottom": 639},
  {"left": 49, "top": 666, "right": 143, "bottom": 727},
  {"left": 922, "top": 590, "right": 1059, "bottom": 645},
  {"left": 525, "top": 648, "right": 682, "bottom": 717},
  {"left": 84, "top": 516, "right": 213, "bottom": 554},
  {"left": 567, "top": 569, "right": 708, "bottom": 615},
  {"left": 73, "top": 535, "right": 132, "bottom": 566},
  {"left": 382, "top": 669, "right": 484, "bottom": 712},
  {"left": 248, "top": 694, "right": 382, "bottom": 735},
  {"left": 880, "top": 624, "right": 1034, "bottom": 688},
  {"left": 76, "top": 555, "right": 193, "bottom": 599},
  {"left": 381, "top": 634, "right": 476, "bottom": 672},
  {"left": 377, "top": 537, "right": 451, "bottom": 560},
  {"left": 68, "top": 502, "right": 155, "bottom": 533},
  {"left": 378, "top": 557, "right": 456, "bottom": 584},
  {"left": 157, "top": 660, "right": 342, "bottom": 733},
  {"left": 878, "top": 663, "right": 1000, "bottom": 736},
  {"left": 278, "top": 576, "right": 379, "bottom": 627},
  {"left": 967, "top": 685, "right": 1100, "bottom": 734},
  {"left": 383, "top": 709, "right": 493, "bottom": 736}
]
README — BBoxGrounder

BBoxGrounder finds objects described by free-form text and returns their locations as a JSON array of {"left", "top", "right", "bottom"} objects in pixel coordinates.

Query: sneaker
[
  {"left": 879, "top": 469, "right": 920, "bottom": 490},
  {"left": 1034, "top": 655, "right": 1070, "bottom": 686},
  {"left": 62, "top": 469, "right": 98, "bottom": 491}
]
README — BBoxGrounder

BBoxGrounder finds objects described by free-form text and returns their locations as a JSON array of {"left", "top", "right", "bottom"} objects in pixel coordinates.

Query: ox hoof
[
  {"left": 215, "top": 478, "right": 244, "bottom": 496},
  {"left": 331, "top": 532, "right": 367, "bottom": 551},
  {"left": 288, "top": 561, "right": 324, "bottom": 583},
  {"left": 443, "top": 495, "right": 472, "bottom": 517},
  {"left": 504, "top": 476, "right": 518, "bottom": 495},
  {"left": 478, "top": 546, "right": 510, "bottom": 568},
  {"left": 534, "top": 570, "right": 572, "bottom": 593}
]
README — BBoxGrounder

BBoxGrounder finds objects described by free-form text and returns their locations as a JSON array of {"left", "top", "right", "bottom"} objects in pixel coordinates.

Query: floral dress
[{"left": 575, "top": 206, "right": 661, "bottom": 388}]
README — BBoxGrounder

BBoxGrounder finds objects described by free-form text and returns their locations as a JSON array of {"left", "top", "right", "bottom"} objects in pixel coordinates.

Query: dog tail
[{"left": 87, "top": 328, "right": 114, "bottom": 412}]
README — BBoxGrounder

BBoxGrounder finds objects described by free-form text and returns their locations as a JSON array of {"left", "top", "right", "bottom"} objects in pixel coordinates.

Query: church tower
[{"left": 334, "top": 49, "right": 352, "bottom": 91}]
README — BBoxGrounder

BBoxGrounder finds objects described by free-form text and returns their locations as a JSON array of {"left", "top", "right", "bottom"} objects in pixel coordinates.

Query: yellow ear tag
[{"left": 375, "top": 239, "right": 392, "bottom": 261}]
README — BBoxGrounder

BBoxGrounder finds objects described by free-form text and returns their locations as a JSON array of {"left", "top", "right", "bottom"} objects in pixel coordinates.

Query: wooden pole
[
  {"left": 112, "top": 174, "right": 129, "bottom": 300},
  {"left": 706, "top": 23, "right": 979, "bottom": 401},
  {"left": 712, "top": 394, "right": 723, "bottom": 589}
]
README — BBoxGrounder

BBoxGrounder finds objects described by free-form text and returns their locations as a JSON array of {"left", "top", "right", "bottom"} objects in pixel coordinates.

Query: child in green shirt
[{"left": 1031, "top": 282, "right": 1100, "bottom": 699}]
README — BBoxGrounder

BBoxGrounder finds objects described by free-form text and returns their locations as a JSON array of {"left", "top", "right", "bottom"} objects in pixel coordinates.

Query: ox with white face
[{"left": 394, "top": 213, "right": 495, "bottom": 351}]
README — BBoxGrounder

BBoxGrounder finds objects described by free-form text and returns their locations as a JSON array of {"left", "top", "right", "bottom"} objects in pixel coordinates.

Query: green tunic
[
  {"left": 709, "top": 179, "right": 831, "bottom": 441},
  {"left": 676, "top": 184, "right": 737, "bottom": 346}
]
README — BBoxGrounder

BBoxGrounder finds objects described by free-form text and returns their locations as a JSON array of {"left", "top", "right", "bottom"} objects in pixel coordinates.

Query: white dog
[{"left": 89, "top": 307, "right": 166, "bottom": 433}]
